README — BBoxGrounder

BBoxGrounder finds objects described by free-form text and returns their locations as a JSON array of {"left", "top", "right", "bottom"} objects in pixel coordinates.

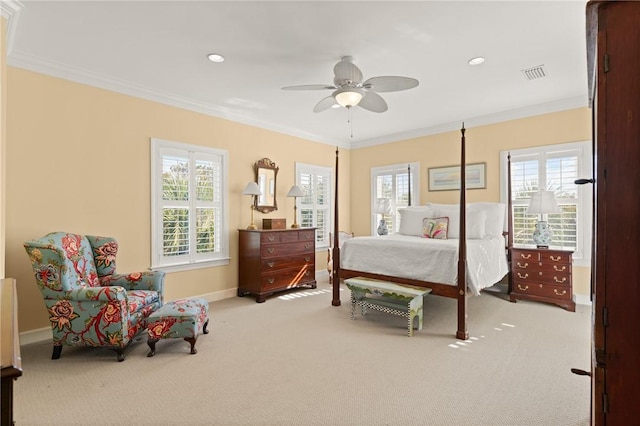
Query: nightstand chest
[
  {"left": 238, "top": 228, "right": 317, "bottom": 303},
  {"left": 509, "top": 247, "right": 575, "bottom": 312}
]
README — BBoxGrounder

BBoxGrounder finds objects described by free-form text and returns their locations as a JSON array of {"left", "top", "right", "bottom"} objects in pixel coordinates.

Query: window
[
  {"left": 500, "top": 141, "right": 592, "bottom": 264},
  {"left": 295, "top": 163, "right": 332, "bottom": 249},
  {"left": 370, "top": 162, "right": 420, "bottom": 235},
  {"left": 151, "top": 138, "right": 229, "bottom": 271}
]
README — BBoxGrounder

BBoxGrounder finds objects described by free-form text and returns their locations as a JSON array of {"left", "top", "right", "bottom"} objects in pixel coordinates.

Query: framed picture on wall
[{"left": 428, "top": 162, "right": 486, "bottom": 191}]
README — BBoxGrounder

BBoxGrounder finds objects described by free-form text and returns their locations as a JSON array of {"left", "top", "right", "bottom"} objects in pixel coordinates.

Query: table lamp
[
  {"left": 526, "top": 190, "right": 559, "bottom": 248},
  {"left": 286, "top": 185, "right": 304, "bottom": 228},
  {"left": 242, "top": 182, "right": 262, "bottom": 230},
  {"left": 376, "top": 198, "right": 392, "bottom": 235}
]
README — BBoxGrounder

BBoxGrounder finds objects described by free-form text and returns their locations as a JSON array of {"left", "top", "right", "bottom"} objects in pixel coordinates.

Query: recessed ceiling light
[
  {"left": 468, "top": 56, "right": 485, "bottom": 65},
  {"left": 207, "top": 53, "right": 225, "bottom": 63}
]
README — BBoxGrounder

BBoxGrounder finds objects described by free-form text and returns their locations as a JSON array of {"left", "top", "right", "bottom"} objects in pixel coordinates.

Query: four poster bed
[{"left": 330, "top": 126, "right": 513, "bottom": 339}]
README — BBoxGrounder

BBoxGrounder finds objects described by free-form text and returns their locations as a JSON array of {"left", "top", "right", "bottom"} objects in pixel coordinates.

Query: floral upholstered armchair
[{"left": 23, "top": 232, "right": 165, "bottom": 361}]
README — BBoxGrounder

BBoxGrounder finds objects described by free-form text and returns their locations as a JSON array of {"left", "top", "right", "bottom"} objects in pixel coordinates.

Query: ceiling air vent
[{"left": 521, "top": 65, "right": 546, "bottom": 80}]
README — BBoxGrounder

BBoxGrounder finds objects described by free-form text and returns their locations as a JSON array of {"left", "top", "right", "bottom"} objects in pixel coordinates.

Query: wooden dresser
[
  {"left": 509, "top": 247, "right": 575, "bottom": 312},
  {"left": 238, "top": 228, "right": 317, "bottom": 302}
]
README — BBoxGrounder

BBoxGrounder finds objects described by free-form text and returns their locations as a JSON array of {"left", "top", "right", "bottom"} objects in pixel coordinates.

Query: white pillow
[
  {"left": 433, "top": 206, "right": 486, "bottom": 239},
  {"left": 398, "top": 207, "right": 437, "bottom": 236},
  {"left": 427, "top": 202, "right": 506, "bottom": 239},
  {"left": 468, "top": 202, "right": 506, "bottom": 238}
]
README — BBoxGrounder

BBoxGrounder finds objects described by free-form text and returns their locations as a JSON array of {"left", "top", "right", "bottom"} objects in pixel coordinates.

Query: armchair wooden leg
[
  {"left": 202, "top": 319, "right": 210, "bottom": 334},
  {"left": 147, "top": 338, "right": 158, "bottom": 357},
  {"left": 51, "top": 345, "right": 62, "bottom": 360},
  {"left": 114, "top": 348, "right": 125, "bottom": 362},
  {"left": 184, "top": 336, "right": 198, "bottom": 354}
]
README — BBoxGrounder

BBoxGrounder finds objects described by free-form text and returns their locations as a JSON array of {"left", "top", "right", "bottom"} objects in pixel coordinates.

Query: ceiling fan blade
[
  {"left": 362, "top": 76, "right": 419, "bottom": 92},
  {"left": 282, "top": 84, "right": 336, "bottom": 91},
  {"left": 358, "top": 91, "right": 388, "bottom": 113},
  {"left": 333, "top": 58, "right": 363, "bottom": 85},
  {"left": 313, "top": 96, "right": 338, "bottom": 113}
]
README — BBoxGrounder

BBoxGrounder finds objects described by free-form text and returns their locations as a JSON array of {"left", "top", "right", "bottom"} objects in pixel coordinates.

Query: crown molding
[
  {"left": 1, "top": 0, "right": 23, "bottom": 55},
  {"left": 350, "top": 95, "right": 589, "bottom": 149}
]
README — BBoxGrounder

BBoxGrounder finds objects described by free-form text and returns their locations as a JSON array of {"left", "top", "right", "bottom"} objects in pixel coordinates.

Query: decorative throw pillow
[{"left": 422, "top": 217, "right": 449, "bottom": 239}]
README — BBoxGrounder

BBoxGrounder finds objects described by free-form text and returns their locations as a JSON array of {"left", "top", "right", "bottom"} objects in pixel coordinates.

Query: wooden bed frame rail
[{"left": 331, "top": 125, "right": 512, "bottom": 339}]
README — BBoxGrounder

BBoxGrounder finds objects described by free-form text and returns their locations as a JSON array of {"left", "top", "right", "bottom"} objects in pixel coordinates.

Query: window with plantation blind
[
  {"left": 295, "top": 163, "right": 331, "bottom": 249},
  {"left": 151, "top": 138, "right": 229, "bottom": 271},
  {"left": 500, "top": 141, "right": 592, "bottom": 263},
  {"left": 370, "top": 162, "right": 420, "bottom": 235}
]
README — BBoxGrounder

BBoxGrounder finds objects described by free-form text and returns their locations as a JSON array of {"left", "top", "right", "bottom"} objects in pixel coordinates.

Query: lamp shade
[
  {"left": 334, "top": 87, "right": 364, "bottom": 108},
  {"left": 286, "top": 185, "right": 304, "bottom": 198},
  {"left": 526, "top": 190, "right": 559, "bottom": 215},
  {"left": 242, "top": 181, "right": 262, "bottom": 196},
  {"left": 375, "top": 198, "right": 392, "bottom": 215}
]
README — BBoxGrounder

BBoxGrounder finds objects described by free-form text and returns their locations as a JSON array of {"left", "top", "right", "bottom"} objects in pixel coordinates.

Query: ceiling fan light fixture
[
  {"left": 334, "top": 88, "right": 363, "bottom": 108},
  {"left": 468, "top": 56, "right": 485, "bottom": 66},
  {"left": 207, "top": 53, "right": 225, "bottom": 63}
]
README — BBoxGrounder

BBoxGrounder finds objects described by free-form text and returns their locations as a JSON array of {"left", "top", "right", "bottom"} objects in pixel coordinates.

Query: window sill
[{"left": 151, "top": 258, "right": 230, "bottom": 273}]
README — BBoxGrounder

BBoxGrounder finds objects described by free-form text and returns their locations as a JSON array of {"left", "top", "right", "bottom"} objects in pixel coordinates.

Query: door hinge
[
  {"left": 604, "top": 54, "right": 610, "bottom": 73},
  {"left": 603, "top": 393, "right": 609, "bottom": 414},
  {"left": 603, "top": 306, "right": 608, "bottom": 327}
]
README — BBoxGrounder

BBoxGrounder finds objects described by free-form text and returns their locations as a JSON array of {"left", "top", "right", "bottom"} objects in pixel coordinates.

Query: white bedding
[{"left": 340, "top": 234, "right": 508, "bottom": 296}]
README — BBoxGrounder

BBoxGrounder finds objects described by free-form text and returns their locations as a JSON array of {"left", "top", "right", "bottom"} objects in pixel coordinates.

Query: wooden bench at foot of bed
[{"left": 345, "top": 277, "right": 433, "bottom": 337}]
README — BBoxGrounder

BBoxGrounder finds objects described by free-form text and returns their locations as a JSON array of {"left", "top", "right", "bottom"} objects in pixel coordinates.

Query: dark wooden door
[{"left": 589, "top": 1, "right": 640, "bottom": 423}]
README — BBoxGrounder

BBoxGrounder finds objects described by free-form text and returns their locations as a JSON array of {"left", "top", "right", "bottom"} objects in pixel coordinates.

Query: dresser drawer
[
  {"left": 261, "top": 266, "right": 315, "bottom": 291},
  {"left": 513, "top": 269, "right": 571, "bottom": 286},
  {"left": 539, "top": 251, "right": 572, "bottom": 264},
  {"left": 261, "top": 255, "right": 314, "bottom": 272},
  {"left": 512, "top": 281, "right": 572, "bottom": 301},
  {"left": 261, "top": 241, "right": 315, "bottom": 258},
  {"left": 511, "top": 249, "right": 541, "bottom": 262}
]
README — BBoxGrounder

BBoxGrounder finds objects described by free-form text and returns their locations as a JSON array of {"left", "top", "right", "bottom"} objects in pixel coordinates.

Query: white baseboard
[
  {"left": 20, "top": 327, "right": 52, "bottom": 346},
  {"left": 574, "top": 293, "right": 592, "bottom": 306}
]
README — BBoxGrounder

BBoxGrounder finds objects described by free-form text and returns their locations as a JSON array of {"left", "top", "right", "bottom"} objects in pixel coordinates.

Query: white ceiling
[{"left": 5, "top": 1, "right": 589, "bottom": 148}]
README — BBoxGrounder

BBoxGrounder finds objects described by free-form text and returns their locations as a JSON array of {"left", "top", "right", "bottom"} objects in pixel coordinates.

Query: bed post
[
  {"left": 332, "top": 147, "right": 341, "bottom": 306},
  {"left": 456, "top": 124, "right": 469, "bottom": 340},
  {"left": 506, "top": 152, "right": 513, "bottom": 294},
  {"left": 407, "top": 164, "right": 412, "bottom": 206}
]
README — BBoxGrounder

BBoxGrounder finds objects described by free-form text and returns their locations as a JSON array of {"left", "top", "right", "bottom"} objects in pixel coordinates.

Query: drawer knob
[
  {"left": 304, "top": 243, "right": 311, "bottom": 249},
  {"left": 267, "top": 248, "right": 275, "bottom": 253},
  {"left": 517, "top": 272, "right": 529, "bottom": 279},
  {"left": 304, "top": 234, "right": 311, "bottom": 239},
  {"left": 549, "top": 255, "right": 562, "bottom": 262},
  {"left": 304, "top": 257, "right": 311, "bottom": 262},
  {"left": 517, "top": 284, "right": 529, "bottom": 291},
  {"left": 267, "top": 278, "right": 275, "bottom": 284},
  {"left": 554, "top": 289, "right": 567, "bottom": 296},
  {"left": 554, "top": 276, "right": 567, "bottom": 284},
  {"left": 516, "top": 262, "right": 528, "bottom": 268},
  {"left": 268, "top": 235, "right": 276, "bottom": 242},
  {"left": 267, "top": 262, "right": 275, "bottom": 268},
  {"left": 553, "top": 265, "right": 566, "bottom": 272},
  {"left": 519, "top": 253, "right": 532, "bottom": 259}
]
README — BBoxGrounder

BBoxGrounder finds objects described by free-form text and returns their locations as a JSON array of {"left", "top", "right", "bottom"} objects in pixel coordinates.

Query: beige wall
[
  {"left": 350, "top": 108, "right": 592, "bottom": 296},
  {"left": 5, "top": 67, "right": 350, "bottom": 333}
]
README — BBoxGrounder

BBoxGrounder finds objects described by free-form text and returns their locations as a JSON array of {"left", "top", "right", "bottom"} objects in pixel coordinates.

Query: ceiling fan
[{"left": 282, "top": 56, "right": 419, "bottom": 113}]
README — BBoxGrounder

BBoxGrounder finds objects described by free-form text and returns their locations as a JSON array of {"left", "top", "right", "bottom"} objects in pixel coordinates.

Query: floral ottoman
[{"left": 146, "top": 298, "right": 209, "bottom": 357}]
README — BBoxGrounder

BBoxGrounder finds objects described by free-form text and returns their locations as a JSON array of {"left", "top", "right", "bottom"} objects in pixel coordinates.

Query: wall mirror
[{"left": 254, "top": 158, "right": 279, "bottom": 213}]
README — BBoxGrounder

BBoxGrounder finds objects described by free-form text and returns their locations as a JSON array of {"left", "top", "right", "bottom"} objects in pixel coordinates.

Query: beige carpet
[{"left": 13, "top": 277, "right": 591, "bottom": 425}]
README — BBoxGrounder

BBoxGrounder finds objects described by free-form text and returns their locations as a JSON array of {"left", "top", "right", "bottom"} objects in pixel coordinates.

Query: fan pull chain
[{"left": 348, "top": 107, "right": 354, "bottom": 138}]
